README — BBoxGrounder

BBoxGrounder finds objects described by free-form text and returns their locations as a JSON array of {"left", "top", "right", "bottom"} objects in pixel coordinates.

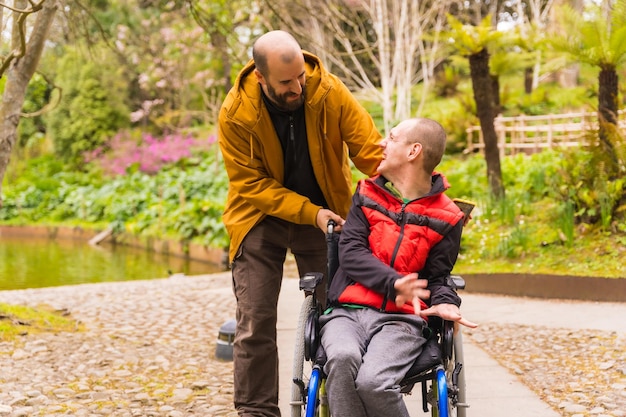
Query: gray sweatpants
[{"left": 319, "top": 307, "right": 427, "bottom": 417}]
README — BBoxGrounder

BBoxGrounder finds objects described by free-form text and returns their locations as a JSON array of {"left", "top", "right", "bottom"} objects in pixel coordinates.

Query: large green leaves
[{"left": 550, "top": 0, "right": 626, "bottom": 68}]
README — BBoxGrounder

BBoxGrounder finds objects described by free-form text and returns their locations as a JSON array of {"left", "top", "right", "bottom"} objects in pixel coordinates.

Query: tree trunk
[
  {"left": 469, "top": 48, "right": 504, "bottom": 198},
  {"left": 490, "top": 74, "right": 501, "bottom": 116},
  {"left": 212, "top": 29, "right": 232, "bottom": 94},
  {"left": 524, "top": 67, "right": 533, "bottom": 94},
  {"left": 597, "top": 65, "right": 619, "bottom": 173},
  {"left": 0, "top": 0, "right": 58, "bottom": 207}
]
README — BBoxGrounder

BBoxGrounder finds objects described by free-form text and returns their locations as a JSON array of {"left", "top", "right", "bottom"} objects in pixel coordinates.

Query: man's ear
[
  {"left": 407, "top": 142, "right": 422, "bottom": 161},
  {"left": 254, "top": 69, "right": 265, "bottom": 85}
]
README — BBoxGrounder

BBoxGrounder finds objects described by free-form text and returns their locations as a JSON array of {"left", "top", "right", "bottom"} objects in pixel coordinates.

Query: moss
[{"left": 0, "top": 303, "right": 83, "bottom": 342}]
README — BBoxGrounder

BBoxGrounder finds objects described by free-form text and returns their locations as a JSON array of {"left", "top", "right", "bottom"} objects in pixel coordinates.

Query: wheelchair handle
[{"left": 327, "top": 219, "right": 336, "bottom": 235}]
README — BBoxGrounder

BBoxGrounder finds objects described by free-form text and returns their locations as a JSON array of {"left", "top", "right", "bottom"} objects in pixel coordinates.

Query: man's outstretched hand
[{"left": 420, "top": 303, "right": 478, "bottom": 328}]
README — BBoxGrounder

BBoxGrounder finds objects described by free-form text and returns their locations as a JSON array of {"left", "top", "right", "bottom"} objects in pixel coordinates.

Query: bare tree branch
[
  {"left": 20, "top": 71, "right": 62, "bottom": 118},
  {"left": 260, "top": 0, "right": 452, "bottom": 132},
  {"left": 0, "top": 0, "right": 46, "bottom": 78}
]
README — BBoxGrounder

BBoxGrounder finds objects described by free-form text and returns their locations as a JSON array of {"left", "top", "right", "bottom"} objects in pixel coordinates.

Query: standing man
[{"left": 217, "top": 30, "right": 382, "bottom": 417}]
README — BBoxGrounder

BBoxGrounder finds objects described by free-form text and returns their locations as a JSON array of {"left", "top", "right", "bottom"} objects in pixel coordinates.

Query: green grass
[
  {"left": 0, "top": 303, "right": 83, "bottom": 343},
  {"left": 454, "top": 199, "right": 626, "bottom": 279}
]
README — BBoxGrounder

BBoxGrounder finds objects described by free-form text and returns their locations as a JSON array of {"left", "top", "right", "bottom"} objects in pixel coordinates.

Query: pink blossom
[{"left": 87, "top": 131, "right": 215, "bottom": 176}]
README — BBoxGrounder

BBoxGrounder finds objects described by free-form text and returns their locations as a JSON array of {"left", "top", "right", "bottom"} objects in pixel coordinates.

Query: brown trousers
[{"left": 231, "top": 216, "right": 327, "bottom": 417}]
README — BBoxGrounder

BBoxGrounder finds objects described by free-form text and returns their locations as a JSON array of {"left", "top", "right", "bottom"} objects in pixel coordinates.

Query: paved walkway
[{"left": 0, "top": 272, "right": 624, "bottom": 416}]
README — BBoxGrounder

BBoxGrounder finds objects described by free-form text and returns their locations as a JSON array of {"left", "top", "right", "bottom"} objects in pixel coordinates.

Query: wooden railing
[{"left": 465, "top": 109, "right": 626, "bottom": 157}]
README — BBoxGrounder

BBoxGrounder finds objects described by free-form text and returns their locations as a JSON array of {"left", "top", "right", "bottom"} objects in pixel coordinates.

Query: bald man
[
  {"left": 218, "top": 31, "right": 382, "bottom": 416},
  {"left": 320, "top": 118, "right": 476, "bottom": 417}
]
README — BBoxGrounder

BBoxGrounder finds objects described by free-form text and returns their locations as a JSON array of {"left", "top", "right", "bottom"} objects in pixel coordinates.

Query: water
[{"left": 0, "top": 236, "right": 225, "bottom": 290}]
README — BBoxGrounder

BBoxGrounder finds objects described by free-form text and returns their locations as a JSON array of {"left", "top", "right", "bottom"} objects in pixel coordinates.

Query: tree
[
  {"left": 547, "top": 0, "right": 582, "bottom": 88},
  {"left": 186, "top": 0, "right": 263, "bottom": 107},
  {"left": 0, "top": 0, "right": 58, "bottom": 206},
  {"left": 47, "top": 55, "right": 129, "bottom": 165},
  {"left": 513, "top": 0, "right": 558, "bottom": 92},
  {"left": 447, "top": 14, "right": 505, "bottom": 198},
  {"left": 550, "top": 0, "right": 626, "bottom": 175},
  {"left": 262, "top": 0, "right": 453, "bottom": 133}
]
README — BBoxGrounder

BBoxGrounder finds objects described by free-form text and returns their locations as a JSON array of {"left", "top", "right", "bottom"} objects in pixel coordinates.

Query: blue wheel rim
[
  {"left": 305, "top": 368, "right": 321, "bottom": 417},
  {"left": 436, "top": 367, "right": 448, "bottom": 417}
]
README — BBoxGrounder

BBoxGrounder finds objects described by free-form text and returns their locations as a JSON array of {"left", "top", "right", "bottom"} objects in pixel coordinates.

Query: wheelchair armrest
[
  {"left": 300, "top": 272, "right": 324, "bottom": 292},
  {"left": 447, "top": 274, "right": 465, "bottom": 290}
]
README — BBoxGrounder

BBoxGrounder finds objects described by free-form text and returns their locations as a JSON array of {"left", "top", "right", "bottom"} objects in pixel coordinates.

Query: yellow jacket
[{"left": 218, "top": 51, "right": 382, "bottom": 263}]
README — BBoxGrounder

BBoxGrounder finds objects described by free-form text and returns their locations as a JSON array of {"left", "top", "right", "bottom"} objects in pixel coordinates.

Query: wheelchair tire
[
  {"left": 291, "top": 294, "right": 315, "bottom": 417},
  {"left": 452, "top": 329, "right": 467, "bottom": 417},
  {"left": 438, "top": 327, "right": 467, "bottom": 417}
]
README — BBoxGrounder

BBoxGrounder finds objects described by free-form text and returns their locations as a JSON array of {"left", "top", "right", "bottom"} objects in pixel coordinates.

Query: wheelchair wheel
[
  {"left": 304, "top": 367, "right": 323, "bottom": 417},
  {"left": 439, "top": 327, "right": 467, "bottom": 417},
  {"left": 451, "top": 328, "right": 467, "bottom": 417},
  {"left": 434, "top": 366, "right": 449, "bottom": 417},
  {"left": 291, "top": 294, "right": 314, "bottom": 417}
]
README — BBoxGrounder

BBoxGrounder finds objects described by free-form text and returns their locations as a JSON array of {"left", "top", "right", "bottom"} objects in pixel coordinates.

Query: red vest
[{"left": 338, "top": 176, "right": 463, "bottom": 313}]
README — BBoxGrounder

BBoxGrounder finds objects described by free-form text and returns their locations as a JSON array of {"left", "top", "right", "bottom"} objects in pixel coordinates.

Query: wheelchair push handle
[{"left": 327, "top": 219, "right": 336, "bottom": 235}]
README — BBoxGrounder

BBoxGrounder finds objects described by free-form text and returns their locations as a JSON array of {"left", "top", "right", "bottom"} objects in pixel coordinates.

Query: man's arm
[
  {"left": 327, "top": 76, "right": 382, "bottom": 176},
  {"left": 218, "top": 118, "right": 321, "bottom": 226}
]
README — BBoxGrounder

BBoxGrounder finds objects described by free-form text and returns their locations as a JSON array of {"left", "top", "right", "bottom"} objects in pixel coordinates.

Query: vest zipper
[{"left": 381, "top": 203, "right": 408, "bottom": 312}]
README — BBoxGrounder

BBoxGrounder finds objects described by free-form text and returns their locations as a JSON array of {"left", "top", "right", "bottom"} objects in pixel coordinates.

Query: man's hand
[
  {"left": 420, "top": 303, "right": 478, "bottom": 328},
  {"left": 394, "top": 273, "right": 430, "bottom": 313},
  {"left": 316, "top": 209, "right": 345, "bottom": 232}
]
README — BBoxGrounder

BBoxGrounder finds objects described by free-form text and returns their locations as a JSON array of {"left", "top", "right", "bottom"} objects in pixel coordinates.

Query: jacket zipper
[{"left": 289, "top": 115, "right": 297, "bottom": 164}]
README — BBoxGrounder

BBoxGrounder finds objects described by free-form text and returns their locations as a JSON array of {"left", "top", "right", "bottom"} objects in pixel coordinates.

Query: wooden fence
[{"left": 465, "top": 109, "right": 626, "bottom": 157}]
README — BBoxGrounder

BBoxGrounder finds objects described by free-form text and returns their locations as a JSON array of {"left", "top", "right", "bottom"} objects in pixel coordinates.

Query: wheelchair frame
[{"left": 290, "top": 221, "right": 469, "bottom": 417}]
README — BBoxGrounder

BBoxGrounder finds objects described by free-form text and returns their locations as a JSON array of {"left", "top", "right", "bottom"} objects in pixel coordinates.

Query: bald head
[
  {"left": 252, "top": 31, "right": 303, "bottom": 78},
  {"left": 409, "top": 118, "right": 447, "bottom": 173}
]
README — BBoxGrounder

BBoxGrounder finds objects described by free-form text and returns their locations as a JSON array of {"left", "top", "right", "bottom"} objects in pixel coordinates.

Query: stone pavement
[{"left": 0, "top": 272, "right": 624, "bottom": 416}]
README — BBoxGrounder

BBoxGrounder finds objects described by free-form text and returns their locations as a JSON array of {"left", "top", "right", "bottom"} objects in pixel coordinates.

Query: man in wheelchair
[{"left": 319, "top": 117, "right": 477, "bottom": 417}]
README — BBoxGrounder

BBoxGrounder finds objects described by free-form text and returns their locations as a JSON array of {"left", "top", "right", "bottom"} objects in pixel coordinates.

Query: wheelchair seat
[{"left": 399, "top": 335, "right": 442, "bottom": 393}]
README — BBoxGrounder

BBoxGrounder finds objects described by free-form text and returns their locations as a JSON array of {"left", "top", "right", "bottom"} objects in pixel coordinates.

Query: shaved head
[
  {"left": 252, "top": 31, "right": 307, "bottom": 112},
  {"left": 252, "top": 31, "right": 303, "bottom": 78}
]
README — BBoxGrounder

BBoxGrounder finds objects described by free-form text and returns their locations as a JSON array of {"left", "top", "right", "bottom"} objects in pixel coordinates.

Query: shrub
[
  {"left": 46, "top": 51, "right": 130, "bottom": 166},
  {"left": 84, "top": 131, "right": 217, "bottom": 176}
]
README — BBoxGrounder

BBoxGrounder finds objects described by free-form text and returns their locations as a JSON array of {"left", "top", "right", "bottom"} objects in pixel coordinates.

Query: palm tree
[
  {"left": 446, "top": 14, "right": 505, "bottom": 198},
  {"left": 549, "top": 0, "right": 626, "bottom": 175}
]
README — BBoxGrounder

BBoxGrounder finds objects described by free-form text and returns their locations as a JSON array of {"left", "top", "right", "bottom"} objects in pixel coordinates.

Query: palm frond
[{"left": 550, "top": 0, "right": 626, "bottom": 67}]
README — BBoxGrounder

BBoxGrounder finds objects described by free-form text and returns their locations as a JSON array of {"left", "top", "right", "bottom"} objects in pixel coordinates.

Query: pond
[{"left": 0, "top": 235, "right": 225, "bottom": 291}]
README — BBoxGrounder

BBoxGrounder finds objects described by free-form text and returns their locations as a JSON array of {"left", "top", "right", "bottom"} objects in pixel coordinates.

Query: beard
[{"left": 266, "top": 83, "right": 305, "bottom": 112}]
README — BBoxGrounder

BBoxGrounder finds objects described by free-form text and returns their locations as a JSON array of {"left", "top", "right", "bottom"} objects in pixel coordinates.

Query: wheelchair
[{"left": 290, "top": 221, "right": 469, "bottom": 417}]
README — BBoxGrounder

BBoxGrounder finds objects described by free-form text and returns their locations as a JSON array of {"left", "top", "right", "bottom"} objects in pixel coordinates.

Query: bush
[
  {"left": 0, "top": 146, "right": 228, "bottom": 248},
  {"left": 84, "top": 131, "right": 217, "bottom": 176},
  {"left": 46, "top": 50, "right": 130, "bottom": 166}
]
